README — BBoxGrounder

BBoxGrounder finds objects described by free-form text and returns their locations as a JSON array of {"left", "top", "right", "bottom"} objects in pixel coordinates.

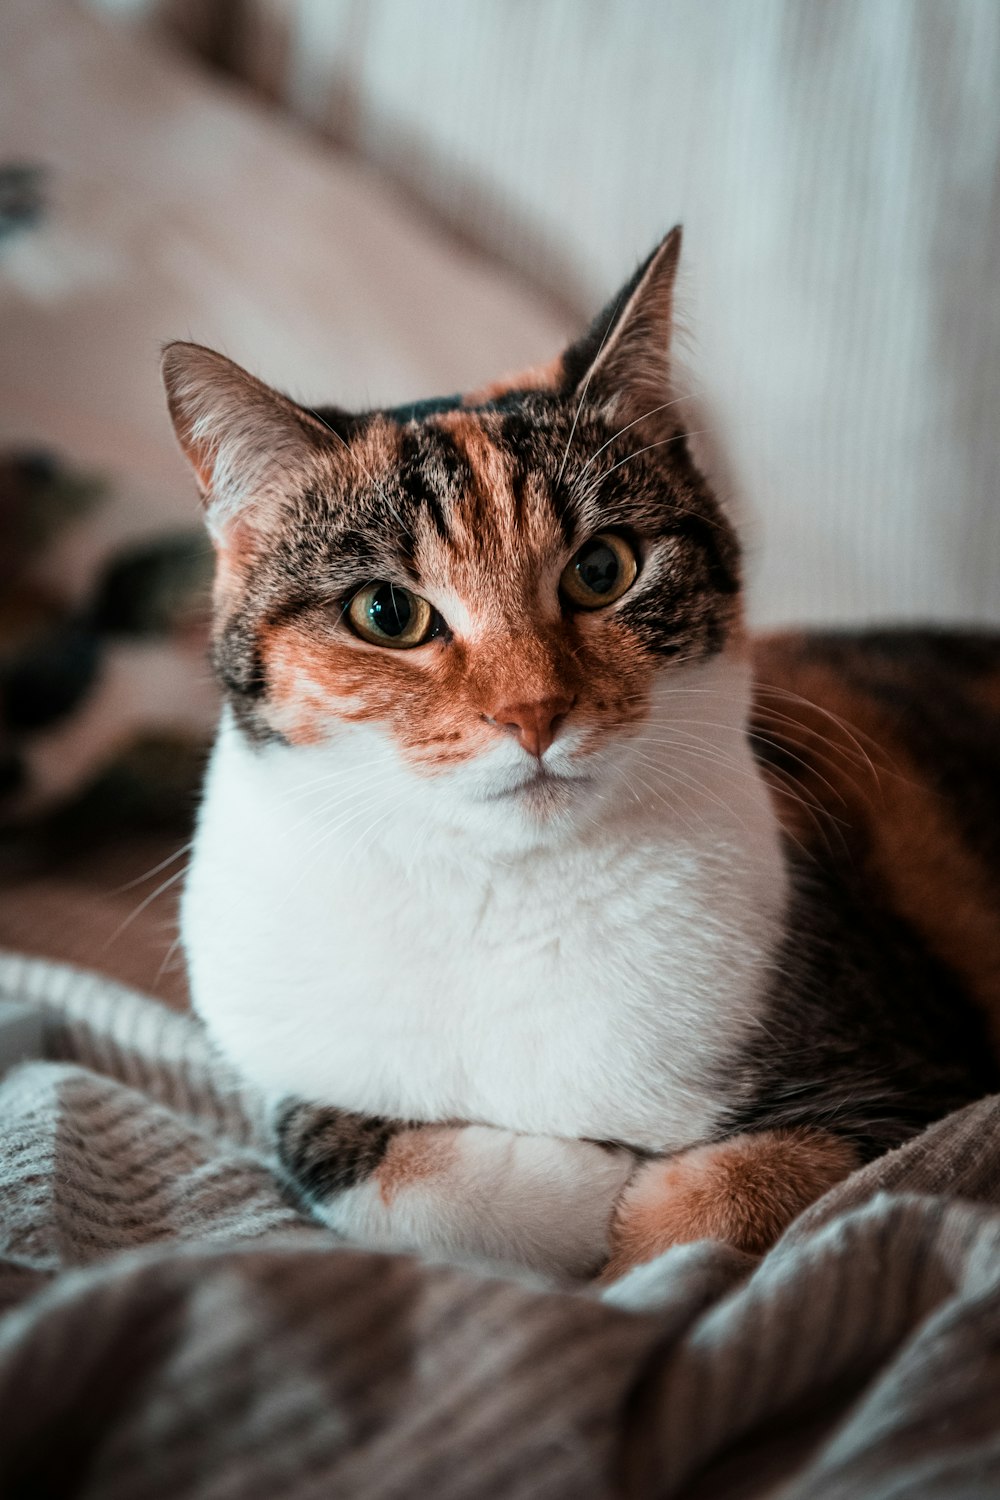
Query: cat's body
[
  {"left": 735, "top": 629, "right": 1000, "bottom": 1150},
  {"left": 164, "top": 230, "right": 1000, "bottom": 1279}
]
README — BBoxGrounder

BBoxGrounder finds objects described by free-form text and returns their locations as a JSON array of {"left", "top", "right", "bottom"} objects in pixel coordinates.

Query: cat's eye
[
  {"left": 560, "top": 533, "right": 638, "bottom": 610},
  {"left": 347, "top": 582, "right": 436, "bottom": 648}
]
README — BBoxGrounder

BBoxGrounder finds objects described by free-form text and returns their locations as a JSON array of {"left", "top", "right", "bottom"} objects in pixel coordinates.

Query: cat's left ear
[
  {"left": 161, "top": 342, "right": 337, "bottom": 547},
  {"left": 561, "top": 225, "right": 683, "bottom": 432}
]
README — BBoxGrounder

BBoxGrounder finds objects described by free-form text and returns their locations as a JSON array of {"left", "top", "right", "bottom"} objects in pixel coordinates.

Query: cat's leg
[
  {"left": 275, "top": 1101, "right": 636, "bottom": 1279},
  {"left": 601, "top": 1127, "right": 857, "bottom": 1281}
]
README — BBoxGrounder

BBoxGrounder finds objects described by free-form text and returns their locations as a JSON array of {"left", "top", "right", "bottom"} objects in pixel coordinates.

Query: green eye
[
  {"left": 560, "top": 533, "right": 638, "bottom": 609},
  {"left": 347, "top": 582, "right": 435, "bottom": 648}
]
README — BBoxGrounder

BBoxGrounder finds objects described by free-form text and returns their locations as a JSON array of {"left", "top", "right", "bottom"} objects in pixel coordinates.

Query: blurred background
[{"left": 2, "top": 0, "right": 999, "bottom": 996}]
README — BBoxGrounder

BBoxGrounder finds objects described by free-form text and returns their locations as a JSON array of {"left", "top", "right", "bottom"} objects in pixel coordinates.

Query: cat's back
[{"left": 751, "top": 626, "right": 1000, "bottom": 1057}]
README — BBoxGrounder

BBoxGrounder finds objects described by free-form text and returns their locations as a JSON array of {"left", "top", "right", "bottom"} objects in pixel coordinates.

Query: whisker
[
  {"left": 289, "top": 780, "right": 399, "bottom": 866},
  {"left": 599, "top": 428, "right": 715, "bottom": 482},
  {"left": 112, "top": 840, "right": 194, "bottom": 895},
  {"left": 627, "top": 747, "right": 752, "bottom": 835},
  {"left": 638, "top": 714, "right": 864, "bottom": 818},
  {"left": 622, "top": 760, "right": 705, "bottom": 842},
  {"left": 153, "top": 934, "right": 185, "bottom": 991},
  {"left": 574, "top": 387, "right": 704, "bottom": 484},
  {"left": 754, "top": 680, "right": 901, "bottom": 789},
  {"left": 103, "top": 863, "right": 190, "bottom": 953}
]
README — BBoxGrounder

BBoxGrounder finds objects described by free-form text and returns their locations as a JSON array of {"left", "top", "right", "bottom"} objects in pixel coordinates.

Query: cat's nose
[{"left": 491, "top": 696, "right": 575, "bottom": 758}]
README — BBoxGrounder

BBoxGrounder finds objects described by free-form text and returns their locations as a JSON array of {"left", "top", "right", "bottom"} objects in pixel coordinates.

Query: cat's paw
[
  {"left": 276, "top": 1102, "right": 634, "bottom": 1278},
  {"left": 601, "top": 1128, "right": 856, "bottom": 1282}
]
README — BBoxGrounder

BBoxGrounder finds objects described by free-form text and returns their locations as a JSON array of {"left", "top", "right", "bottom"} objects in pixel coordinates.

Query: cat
[{"left": 162, "top": 227, "right": 1000, "bottom": 1280}]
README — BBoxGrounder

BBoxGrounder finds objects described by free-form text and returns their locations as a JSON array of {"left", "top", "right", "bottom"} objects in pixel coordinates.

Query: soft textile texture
[{"left": 2, "top": 953, "right": 1000, "bottom": 1498}]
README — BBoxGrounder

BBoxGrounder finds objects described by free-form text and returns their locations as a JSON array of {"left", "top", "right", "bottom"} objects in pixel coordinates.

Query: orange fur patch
[
  {"left": 462, "top": 356, "right": 564, "bottom": 406},
  {"left": 601, "top": 1128, "right": 857, "bottom": 1280},
  {"left": 375, "top": 1127, "right": 459, "bottom": 1205},
  {"left": 263, "top": 607, "right": 653, "bottom": 768}
]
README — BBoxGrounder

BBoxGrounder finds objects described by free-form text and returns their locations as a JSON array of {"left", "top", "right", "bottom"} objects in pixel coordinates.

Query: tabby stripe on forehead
[
  {"left": 492, "top": 407, "right": 579, "bottom": 543},
  {"left": 422, "top": 422, "right": 476, "bottom": 494},
  {"left": 398, "top": 429, "right": 453, "bottom": 543},
  {"left": 544, "top": 476, "right": 579, "bottom": 546}
]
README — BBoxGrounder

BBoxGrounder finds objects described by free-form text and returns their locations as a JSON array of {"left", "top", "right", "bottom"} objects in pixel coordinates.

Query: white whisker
[
  {"left": 103, "top": 863, "right": 190, "bottom": 953},
  {"left": 112, "top": 840, "right": 194, "bottom": 895},
  {"left": 574, "top": 388, "right": 704, "bottom": 485}
]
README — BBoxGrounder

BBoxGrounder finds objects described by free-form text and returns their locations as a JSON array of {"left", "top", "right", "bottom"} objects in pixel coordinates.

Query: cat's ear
[
  {"left": 161, "top": 342, "right": 335, "bottom": 545},
  {"left": 561, "top": 226, "right": 683, "bottom": 430}
]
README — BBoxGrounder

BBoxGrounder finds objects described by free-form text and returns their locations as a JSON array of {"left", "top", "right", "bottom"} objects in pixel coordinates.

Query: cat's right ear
[
  {"left": 161, "top": 342, "right": 334, "bottom": 548},
  {"left": 559, "top": 227, "right": 683, "bottom": 435}
]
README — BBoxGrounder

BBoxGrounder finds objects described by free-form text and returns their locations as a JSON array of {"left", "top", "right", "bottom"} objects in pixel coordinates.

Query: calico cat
[{"left": 163, "top": 228, "right": 1000, "bottom": 1280}]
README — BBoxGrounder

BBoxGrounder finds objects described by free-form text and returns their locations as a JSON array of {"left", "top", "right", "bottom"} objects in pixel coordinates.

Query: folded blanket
[{"left": 2, "top": 952, "right": 1000, "bottom": 1498}]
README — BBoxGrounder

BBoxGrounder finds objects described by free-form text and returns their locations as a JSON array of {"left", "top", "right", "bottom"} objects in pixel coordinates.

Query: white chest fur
[{"left": 184, "top": 700, "right": 788, "bottom": 1153}]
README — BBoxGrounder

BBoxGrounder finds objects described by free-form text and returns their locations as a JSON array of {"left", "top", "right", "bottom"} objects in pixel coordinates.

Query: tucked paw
[
  {"left": 278, "top": 1103, "right": 635, "bottom": 1279},
  {"left": 274, "top": 1099, "right": 407, "bottom": 1199},
  {"left": 601, "top": 1128, "right": 856, "bottom": 1282},
  {"left": 328, "top": 1126, "right": 635, "bottom": 1278}
]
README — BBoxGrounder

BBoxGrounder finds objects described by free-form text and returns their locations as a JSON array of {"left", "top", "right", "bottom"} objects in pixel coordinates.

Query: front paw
[
  {"left": 276, "top": 1102, "right": 634, "bottom": 1279},
  {"left": 601, "top": 1128, "right": 857, "bottom": 1282},
  {"left": 333, "top": 1125, "right": 634, "bottom": 1278},
  {"left": 275, "top": 1098, "right": 404, "bottom": 1199}
]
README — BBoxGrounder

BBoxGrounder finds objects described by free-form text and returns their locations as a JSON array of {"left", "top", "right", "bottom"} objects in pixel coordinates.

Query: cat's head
[{"left": 163, "top": 229, "right": 745, "bottom": 838}]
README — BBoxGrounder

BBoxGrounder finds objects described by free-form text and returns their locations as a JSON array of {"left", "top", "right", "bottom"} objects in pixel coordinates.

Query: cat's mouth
[{"left": 481, "top": 766, "right": 591, "bottom": 806}]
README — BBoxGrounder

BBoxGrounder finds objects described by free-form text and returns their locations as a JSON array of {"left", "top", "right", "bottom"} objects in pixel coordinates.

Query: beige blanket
[{"left": 1, "top": 952, "right": 1000, "bottom": 1498}]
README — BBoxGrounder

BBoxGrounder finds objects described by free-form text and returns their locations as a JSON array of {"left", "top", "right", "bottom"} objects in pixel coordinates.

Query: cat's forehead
[
  {"left": 323, "top": 394, "right": 575, "bottom": 595},
  {"left": 410, "top": 407, "right": 570, "bottom": 622}
]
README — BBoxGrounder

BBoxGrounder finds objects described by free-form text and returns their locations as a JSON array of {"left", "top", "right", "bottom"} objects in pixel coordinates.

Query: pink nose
[{"left": 491, "top": 696, "right": 575, "bottom": 758}]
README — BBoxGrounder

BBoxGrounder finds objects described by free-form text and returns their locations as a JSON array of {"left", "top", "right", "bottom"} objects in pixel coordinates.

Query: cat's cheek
[
  {"left": 570, "top": 676, "right": 655, "bottom": 751},
  {"left": 393, "top": 717, "right": 499, "bottom": 773},
  {"left": 258, "top": 625, "right": 410, "bottom": 746},
  {"left": 263, "top": 646, "right": 361, "bottom": 745},
  {"left": 575, "top": 622, "right": 656, "bottom": 717}
]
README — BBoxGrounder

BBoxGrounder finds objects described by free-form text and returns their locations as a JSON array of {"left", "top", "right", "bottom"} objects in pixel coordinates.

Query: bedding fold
[{"left": 1, "top": 952, "right": 1000, "bottom": 1498}]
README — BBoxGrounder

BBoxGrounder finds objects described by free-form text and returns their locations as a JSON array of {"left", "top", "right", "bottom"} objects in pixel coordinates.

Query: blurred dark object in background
[
  {"left": 0, "top": 164, "right": 45, "bottom": 242},
  {"left": 0, "top": 448, "right": 212, "bottom": 866}
]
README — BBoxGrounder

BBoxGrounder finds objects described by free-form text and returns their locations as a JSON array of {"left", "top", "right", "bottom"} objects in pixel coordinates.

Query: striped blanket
[{"left": 2, "top": 953, "right": 1000, "bottom": 1498}]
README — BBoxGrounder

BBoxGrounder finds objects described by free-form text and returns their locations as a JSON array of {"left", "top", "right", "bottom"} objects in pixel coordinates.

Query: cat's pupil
[
  {"left": 369, "top": 585, "right": 411, "bottom": 637},
  {"left": 577, "top": 542, "right": 619, "bottom": 595}
]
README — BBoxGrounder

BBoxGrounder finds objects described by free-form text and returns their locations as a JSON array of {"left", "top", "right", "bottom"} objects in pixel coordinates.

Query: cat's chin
[{"left": 408, "top": 758, "right": 605, "bottom": 848}]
